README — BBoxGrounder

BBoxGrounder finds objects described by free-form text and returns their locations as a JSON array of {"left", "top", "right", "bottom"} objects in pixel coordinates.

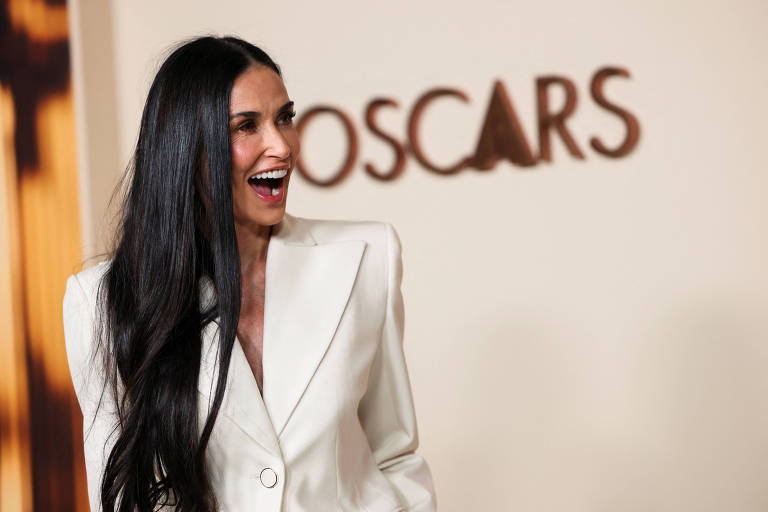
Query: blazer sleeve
[
  {"left": 357, "top": 223, "right": 438, "bottom": 511},
  {"left": 63, "top": 272, "right": 118, "bottom": 512}
]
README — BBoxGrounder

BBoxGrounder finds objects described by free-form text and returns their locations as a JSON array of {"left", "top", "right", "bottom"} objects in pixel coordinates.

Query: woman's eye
[
  {"left": 278, "top": 111, "right": 296, "bottom": 126},
  {"left": 237, "top": 120, "right": 256, "bottom": 133}
]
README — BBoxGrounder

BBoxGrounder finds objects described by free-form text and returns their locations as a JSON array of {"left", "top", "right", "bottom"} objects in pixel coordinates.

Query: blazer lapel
[
  {"left": 197, "top": 213, "right": 366, "bottom": 449},
  {"left": 198, "top": 306, "right": 281, "bottom": 456},
  {"left": 263, "top": 215, "right": 366, "bottom": 437}
]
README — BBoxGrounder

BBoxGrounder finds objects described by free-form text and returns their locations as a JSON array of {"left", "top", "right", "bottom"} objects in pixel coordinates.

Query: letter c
[{"left": 407, "top": 88, "right": 471, "bottom": 175}]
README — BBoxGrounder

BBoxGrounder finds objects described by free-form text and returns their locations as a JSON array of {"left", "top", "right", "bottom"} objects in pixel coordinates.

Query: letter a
[{"left": 471, "top": 80, "right": 537, "bottom": 169}]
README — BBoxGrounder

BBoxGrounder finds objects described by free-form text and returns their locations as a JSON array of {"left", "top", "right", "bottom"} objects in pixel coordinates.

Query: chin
[{"left": 259, "top": 208, "right": 286, "bottom": 226}]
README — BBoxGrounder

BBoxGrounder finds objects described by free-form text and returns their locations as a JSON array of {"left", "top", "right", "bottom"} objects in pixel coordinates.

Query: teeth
[
  {"left": 249, "top": 168, "right": 288, "bottom": 180},
  {"left": 271, "top": 187, "right": 278, "bottom": 196}
]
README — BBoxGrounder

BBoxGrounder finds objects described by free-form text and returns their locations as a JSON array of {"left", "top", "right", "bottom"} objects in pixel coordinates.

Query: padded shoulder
[
  {"left": 295, "top": 215, "right": 391, "bottom": 248},
  {"left": 66, "top": 260, "right": 111, "bottom": 317}
]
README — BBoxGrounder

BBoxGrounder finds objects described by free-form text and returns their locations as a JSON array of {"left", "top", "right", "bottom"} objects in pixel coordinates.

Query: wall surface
[{"left": 71, "top": 1, "right": 768, "bottom": 510}]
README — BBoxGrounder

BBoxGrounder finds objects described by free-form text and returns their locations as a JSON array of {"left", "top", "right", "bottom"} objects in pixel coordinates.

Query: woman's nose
[{"left": 264, "top": 123, "right": 291, "bottom": 159}]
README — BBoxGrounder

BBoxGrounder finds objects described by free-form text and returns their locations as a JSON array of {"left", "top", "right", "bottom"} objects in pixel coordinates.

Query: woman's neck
[{"left": 235, "top": 222, "right": 272, "bottom": 284}]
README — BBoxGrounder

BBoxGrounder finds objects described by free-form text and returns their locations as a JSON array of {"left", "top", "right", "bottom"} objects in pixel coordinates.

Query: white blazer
[{"left": 63, "top": 213, "right": 437, "bottom": 512}]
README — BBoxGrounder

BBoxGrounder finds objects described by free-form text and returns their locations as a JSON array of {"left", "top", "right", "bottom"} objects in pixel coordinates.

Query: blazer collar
[
  {"left": 198, "top": 212, "right": 366, "bottom": 454},
  {"left": 269, "top": 210, "right": 317, "bottom": 246}
]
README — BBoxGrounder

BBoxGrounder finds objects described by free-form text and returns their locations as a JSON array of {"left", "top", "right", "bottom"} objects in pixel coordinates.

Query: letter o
[{"left": 295, "top": 106, "right": 358, "bottom": 187}]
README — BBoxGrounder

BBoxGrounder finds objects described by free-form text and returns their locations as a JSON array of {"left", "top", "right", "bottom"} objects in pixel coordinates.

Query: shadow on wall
[
  {"left": 0, "top": 0, "right": 70, "bottom": 172},
  {"left": 0, "top": 0, "right": 89, "bottom": 509},
  {"left": 640, "top": 295, "right": 768, "bottom": 512},
  {"left": 426, "top": 294, "right": 768, "bottom": 512}
]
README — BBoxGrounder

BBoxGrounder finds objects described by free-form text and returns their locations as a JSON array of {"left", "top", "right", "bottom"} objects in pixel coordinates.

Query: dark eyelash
[{"left": 237, "top": 120, "right": 256, "bottom": 132}]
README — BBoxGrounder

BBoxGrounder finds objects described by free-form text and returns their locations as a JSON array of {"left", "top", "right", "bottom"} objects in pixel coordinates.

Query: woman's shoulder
[
  {"left": 288, "top": 213, "right": 398, "bottom": 249},
  {"left": 64, "top": 260, "right": 111, "bottom": 315},
  {"left": 62, "top": 261, "right": 112, "bottom": 397}
]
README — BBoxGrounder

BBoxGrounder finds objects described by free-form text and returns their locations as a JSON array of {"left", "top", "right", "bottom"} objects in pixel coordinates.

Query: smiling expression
[{"left": 229, "top": 65, "right": 300, "bottom": 229}]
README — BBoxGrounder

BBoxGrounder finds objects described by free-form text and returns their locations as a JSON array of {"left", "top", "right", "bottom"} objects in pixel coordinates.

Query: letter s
[{"left": 590, "top": 67, "right": 641, "bottom": 158}]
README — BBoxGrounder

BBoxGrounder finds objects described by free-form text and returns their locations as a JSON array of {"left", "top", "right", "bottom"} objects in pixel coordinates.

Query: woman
[{"left": 63, "top": 36, "right": 436, "bottom": 512}]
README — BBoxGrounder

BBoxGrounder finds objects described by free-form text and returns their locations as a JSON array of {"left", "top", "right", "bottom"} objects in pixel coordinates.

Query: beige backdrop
[{"left": 68, "top": 1, "right": 768, "bottom": 510}]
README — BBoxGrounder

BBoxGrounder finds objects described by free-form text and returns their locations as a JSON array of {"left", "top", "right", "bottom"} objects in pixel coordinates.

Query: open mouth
[
  {"left": 247, "top": 168, "right": 288, "bottom": 200},
  {"left": 248, "top": 175, "right": 284, "bottom": 197}
]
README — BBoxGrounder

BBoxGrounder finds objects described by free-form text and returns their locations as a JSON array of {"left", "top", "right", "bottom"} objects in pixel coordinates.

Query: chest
[{"left": 237, "top": 283, "right": 266, "bottom": 392}]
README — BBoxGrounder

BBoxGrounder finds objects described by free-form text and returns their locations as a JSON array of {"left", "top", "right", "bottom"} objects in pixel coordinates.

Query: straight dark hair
[{"left": 96, "top": 36, "right": 280, "bottom": 511}]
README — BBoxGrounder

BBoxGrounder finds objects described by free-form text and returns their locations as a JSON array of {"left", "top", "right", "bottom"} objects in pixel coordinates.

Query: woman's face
[{"left": 229, "top": 65, "right": 299, "bottom": 230}]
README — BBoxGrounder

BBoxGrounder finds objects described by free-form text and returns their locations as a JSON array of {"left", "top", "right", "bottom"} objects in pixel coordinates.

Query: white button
[{"left": 260, "top": 467, "right": 278, "bottom": 488}]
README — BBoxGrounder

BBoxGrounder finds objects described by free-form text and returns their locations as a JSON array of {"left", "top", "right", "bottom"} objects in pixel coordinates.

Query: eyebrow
[{"left": 229, "top": 101, "right": 295, "bottom": 121}]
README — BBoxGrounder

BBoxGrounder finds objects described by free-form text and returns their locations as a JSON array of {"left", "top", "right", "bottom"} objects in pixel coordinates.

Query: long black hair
[{"left": 96, "top": 36, "right": 280, "bottom": 511}]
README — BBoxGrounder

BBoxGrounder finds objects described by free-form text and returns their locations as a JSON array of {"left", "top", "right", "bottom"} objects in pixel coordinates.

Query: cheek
[
  {"left": 230, "top": 180, "right": 246, "bottom": 211},
  {"left": 231, "top": 142, "right": 250, "bottom": 172},
  {"left": 229, "top": 144, "right": 251, "bottom": 214},
  {"left": 231, "top": 137, "right": 264, "bottom": 173},
  {"left": 287, "top": 130, "right": 301, "bottom": 159}
]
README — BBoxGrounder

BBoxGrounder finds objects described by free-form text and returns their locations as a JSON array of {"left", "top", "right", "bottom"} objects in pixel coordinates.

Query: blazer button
[{"left": 260, "top": 467, "right": 278, "bottom": 488}]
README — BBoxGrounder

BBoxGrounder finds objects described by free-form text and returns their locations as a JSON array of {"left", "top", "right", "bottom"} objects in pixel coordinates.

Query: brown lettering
[
  {"left": 295, "top": 106, "right": 358, "bottom": 187},
  {"left": 471, "top": 80, "right": 537, "bottom": 169},
  {"left": 589, "top": 67, "right": 640, "bottom": 158},
  {"left": 407, "top": 88, "right": 471, "bottom": 175},
  {"left": 363, "top": 98, "right": 406, "bottom": 181},
  {"left": 536, "top": 76, "right": 584, "bottom": 161}
]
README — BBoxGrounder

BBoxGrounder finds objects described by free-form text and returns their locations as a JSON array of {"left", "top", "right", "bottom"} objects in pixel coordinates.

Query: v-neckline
[{"left": 237, "top": 232, "right": 271, "bottom": 396}]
